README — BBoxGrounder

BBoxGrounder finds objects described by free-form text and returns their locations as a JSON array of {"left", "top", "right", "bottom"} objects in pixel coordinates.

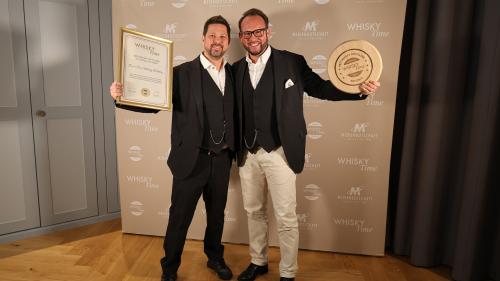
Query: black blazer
[
  {"left": 233, "top": 47, "right": 366, "bottom": 174},
  {"left": 117, "top": 56, "right": 234, "bottom": 179},
  {"left": 167, "top": 57, "right": 234, "bottom": 179}
]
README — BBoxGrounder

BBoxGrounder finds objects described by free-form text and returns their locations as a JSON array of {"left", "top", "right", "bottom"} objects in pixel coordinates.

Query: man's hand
[
  {"left": 109, "top": 82, "right": 123, "bottom": 100},
  {"left": 359, "top": 80, "right": 380, "bottom": 95}
]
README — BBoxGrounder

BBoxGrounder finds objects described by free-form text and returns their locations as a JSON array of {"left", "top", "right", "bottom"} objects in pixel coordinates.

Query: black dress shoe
[
  {"left": 279, "top": 278, "right": 295, "bottom": 281},
  {"left": 160, "top": 272, "right": 177, "bottom": 281},
  {"left": 237, "top": 263, "right": 269, "bottom": 281},
  {"left": 207, "top": 259, "right": 233, "bottom": 280}
]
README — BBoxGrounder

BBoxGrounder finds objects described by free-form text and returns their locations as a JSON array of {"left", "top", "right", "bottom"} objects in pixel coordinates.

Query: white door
[{"left": 25, "top": 0, "right": 98, "bottom": 225}]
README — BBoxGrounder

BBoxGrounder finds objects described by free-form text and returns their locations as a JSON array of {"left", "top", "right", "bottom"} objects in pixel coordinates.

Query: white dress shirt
[
  {"left": 245, "top": 46, "right": 271, "bottom": 89},
  {"left": 200, "top": 53, "right": 227, "bottom": 95}
]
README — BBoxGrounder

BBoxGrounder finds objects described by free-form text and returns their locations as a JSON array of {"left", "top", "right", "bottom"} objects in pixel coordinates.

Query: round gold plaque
[{"left": 328, "top": 40, "right": 383, "bottom": 94}]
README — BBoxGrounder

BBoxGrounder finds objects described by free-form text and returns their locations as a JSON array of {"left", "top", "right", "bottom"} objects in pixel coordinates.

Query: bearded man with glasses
[{"left": 232, "top": 8, "right": 380, "bottom": 281}]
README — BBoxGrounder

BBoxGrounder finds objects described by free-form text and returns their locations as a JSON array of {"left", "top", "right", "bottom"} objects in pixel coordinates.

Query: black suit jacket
[
  {"left": 168, "top": 57, "right": 235, "bottom": 179},
  {"left": 118, "top": 56, "right": 234, "bottom": 179},
  {"left": 233, "top": 47, "right": 366, "bottom": 174}
]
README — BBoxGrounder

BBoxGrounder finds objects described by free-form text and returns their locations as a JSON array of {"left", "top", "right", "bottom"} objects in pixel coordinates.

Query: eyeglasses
[{"left": 239, "top": 28, "right": 267, "bottom": 39}]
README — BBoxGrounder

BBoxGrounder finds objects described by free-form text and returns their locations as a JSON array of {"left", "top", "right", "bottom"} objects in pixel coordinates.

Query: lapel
[
  {"left": 272, "top": 47, "right": 286, "bottom": 120},
  {"left": 235, "top": 58, "right": 246, "bottom": 126},
  {"left": 188, "top": 56, "right": 204, "bottom": 127},
  {"left": 224, "top": 63, "right": 233, "bottom": 97}
]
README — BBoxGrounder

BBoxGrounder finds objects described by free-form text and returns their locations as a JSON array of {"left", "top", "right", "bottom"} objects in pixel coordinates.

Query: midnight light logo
[
  {"left": 128, "top": 146, "right": 144, "bottom": 162},
  {"left": 130, "top": 201, "right": 144, "bottom": 216},
  {"left": 170, "top": 0, "right": 188, "bottom": 8},
  {"left": 307, "top": 121, "right": 325, "bottom": 140},
  {"left": 304, "top": 184, "right": 322, "bottom": 201}
]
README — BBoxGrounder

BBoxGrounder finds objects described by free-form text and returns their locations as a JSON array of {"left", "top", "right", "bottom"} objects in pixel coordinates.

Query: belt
[{"left": 199, "top": 145, "right": 230, "bottom": 156}]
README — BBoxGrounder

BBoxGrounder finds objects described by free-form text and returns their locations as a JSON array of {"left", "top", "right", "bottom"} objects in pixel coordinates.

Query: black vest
[
  {"left": 242, "top": 56, "right": 281, "bottom": 152},
  {"left": 200, "top": 67, "right": 235, "bottom": 153}
]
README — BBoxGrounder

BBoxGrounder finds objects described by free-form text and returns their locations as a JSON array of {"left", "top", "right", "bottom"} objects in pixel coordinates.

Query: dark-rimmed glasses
[{"left": 239, "top": 28, "right": 267, "bottom": 39}]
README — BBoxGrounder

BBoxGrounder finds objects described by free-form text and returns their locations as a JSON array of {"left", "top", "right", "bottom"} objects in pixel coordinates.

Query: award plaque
[
  {"left": 117, "top": 28, "right": 173, "bottom": 110},
  {"left": 328, "top": 40, "right": 383, "bottom": 94}
]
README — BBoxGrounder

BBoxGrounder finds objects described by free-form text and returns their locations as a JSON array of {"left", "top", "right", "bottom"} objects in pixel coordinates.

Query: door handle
[{"left": 36, "top": 110, "right": 46, "bottom": 117}]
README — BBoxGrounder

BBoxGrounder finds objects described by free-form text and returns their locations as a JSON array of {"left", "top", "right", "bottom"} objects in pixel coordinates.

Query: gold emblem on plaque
[{"left": 141, "top": 88, "right": 151, "bottom": 97}]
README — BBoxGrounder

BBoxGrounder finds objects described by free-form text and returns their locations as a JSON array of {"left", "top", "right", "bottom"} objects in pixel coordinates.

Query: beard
[
  {"left": 245, "top": 41, "right": 268, "bottom": 57},
  {"left": 208, "top": 44, "right": 224, "bottom": 58}
]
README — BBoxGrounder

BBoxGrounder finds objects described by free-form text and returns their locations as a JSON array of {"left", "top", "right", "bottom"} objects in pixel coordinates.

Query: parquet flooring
[{"left": 0, "top": 219, "right": 451, "bottom": 281}]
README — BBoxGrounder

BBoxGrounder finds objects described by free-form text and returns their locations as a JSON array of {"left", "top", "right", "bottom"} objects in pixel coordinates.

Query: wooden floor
[{"left": 0, "top": 219, "right": 451, "bottom": 281}]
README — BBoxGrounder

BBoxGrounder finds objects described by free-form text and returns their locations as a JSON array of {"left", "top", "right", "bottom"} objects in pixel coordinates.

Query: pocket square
[{"left": 285, "top": 79, "right": 295, "bottom": 89}]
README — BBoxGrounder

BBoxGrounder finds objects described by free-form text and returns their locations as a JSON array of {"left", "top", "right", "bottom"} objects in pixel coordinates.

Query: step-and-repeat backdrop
[{"left": 113, "top": 0, "right": 406, "bottom": 256}]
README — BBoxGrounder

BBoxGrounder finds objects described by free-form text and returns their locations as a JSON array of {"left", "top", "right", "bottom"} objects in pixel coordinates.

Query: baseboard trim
[{"left": 0, "top": 212, "right": 121, "bottom": 244}]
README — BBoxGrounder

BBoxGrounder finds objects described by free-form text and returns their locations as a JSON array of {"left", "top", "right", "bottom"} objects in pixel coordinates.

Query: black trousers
[{"left": 161, "top": 149, "right": 232, "bottom": 275}]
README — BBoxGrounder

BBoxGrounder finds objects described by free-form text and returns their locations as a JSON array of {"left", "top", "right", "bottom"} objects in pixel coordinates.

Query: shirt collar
[
  {"left": 200, "top": 53, "right": 226, "bottom": 71},
  {"left": 245, "top": 45, "right": 271, "bottom": 65}
]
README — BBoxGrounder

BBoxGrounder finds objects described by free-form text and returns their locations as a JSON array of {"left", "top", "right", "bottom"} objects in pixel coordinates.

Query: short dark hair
[
  {"left": 238, "top": 8, "right": 269, "bottom": 31},
  {"left": 203, "top": 15, "right": 231, "bottom": 38}
]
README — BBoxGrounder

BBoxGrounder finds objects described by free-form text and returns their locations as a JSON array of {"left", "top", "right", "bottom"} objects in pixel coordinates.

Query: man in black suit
[
  {"left": 110, "top": 15, "right": 235, "bottom": 281},
  {"left": 232, "top": 8, "right": 380, "bottom": 281}
]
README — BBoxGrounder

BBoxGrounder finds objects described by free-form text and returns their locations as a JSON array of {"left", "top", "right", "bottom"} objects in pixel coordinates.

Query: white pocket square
[{"left": 285, "top": 79, "right": 295, "bottom": 89}]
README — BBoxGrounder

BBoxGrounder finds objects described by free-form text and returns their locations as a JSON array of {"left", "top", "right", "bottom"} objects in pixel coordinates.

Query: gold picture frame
[{"left": 117, "top": 28, "right": 173, "bottom": 111}]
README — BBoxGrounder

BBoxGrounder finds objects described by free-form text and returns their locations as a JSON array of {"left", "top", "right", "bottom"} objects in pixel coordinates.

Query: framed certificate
[{"left": 117, "top": 28, "right": 173, "bottom": 110}]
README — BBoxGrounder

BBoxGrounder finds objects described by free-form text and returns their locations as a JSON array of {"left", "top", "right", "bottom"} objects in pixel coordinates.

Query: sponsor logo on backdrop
[
  {"left": 297, "top": 213, "right": 319, "bottom": 230},
  {"left": 304, "top": 184, "right": 321, "bottom": 200},
  {"left": 124, "top": 118, "right": 159, "bottom": 133},
  {"left": 310, "top": 55, "right": 327, "bottom": 74},
  {"left": 347, "top": 22, "right": 389, "bottom": 38},
  {"left": 158, "top": 22, "right": 187, "bottom": 41},
  {"left": 126, "top": 23, "right": 137, "bottom": 29},
  {"left": 170, "top": 0, "right": 188, "bottom": 8},
  {"left": 140, "top": 0, "right": 155, "bottom": 7},
  {"left": 303, "top": 92, "right": 326, "bottom": 107},
  {"left": 337, "top": 156, "right": 378, "bottom": 172},
  {"left": 292, "top": 20, "right": 329, "bottom": 40},
  {"left": 128, "top": 146, "right": 144, "bottom": 162},
  {"left": 201, "top": 209, "right": 237, "bottom": 222},
  {"left": 173, "top": 55, "right": 187, "bottom": 66},
  {"left": 126, "top": 175, "right": 160, "bottom": 189},
  {"left": 341, "top": 122, "right": 379, "bottom": 141},
  {"left": 130, "top": 201, "right": 144, "bottom": 216},
  {"left": 276, "top": 0, "right": 296, "bottom": 4},
  {"left": 337, "top": 186, "right": 373, "bottom": 203},
  {"left": 366, "top": 95, "right": 384, "bottom": 106},
  {"left": 304, "top": 153, "right": 321, "bottom": 170},
  {"left": 203, "top": 0, "right": 238, "bottom": 8},
  {"left": 333, "top": 217, "right": 374, "bottom": 233},
  {"left": 314, "top": 0, "right": 330, "bottom": 4},
  {"left": 307, "top": 121, "right": 325, "bottom": 140}
]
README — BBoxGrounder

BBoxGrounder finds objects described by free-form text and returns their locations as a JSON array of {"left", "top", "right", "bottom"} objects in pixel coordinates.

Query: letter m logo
[
  {"left": 164, "top": 23, "right": 177, "bottom": 33},
  {"left": 297, "top": 213, "right": 308, "bottom": 223},
  {"left": 304, "top": 21, "right": 319, "bottom": 32},
  {"left": 348, "top": 187, "right": 363, "bottom": 196},
  {"left": 351, "top": 123, "right": 368, "bottom": 133}
]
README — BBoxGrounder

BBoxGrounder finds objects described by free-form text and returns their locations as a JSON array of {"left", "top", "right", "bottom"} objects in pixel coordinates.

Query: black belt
[{"left": 199, "top": 145, "right": 230, "bottom": 156}]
